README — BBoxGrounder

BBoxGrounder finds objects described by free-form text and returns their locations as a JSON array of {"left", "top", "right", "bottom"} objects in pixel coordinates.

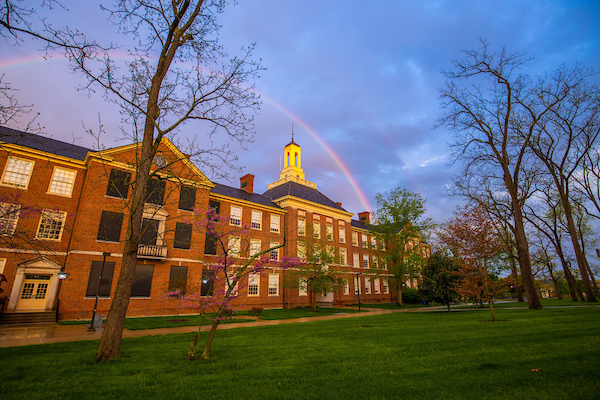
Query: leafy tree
[
  {"left": 419, "top": 250, "right": 461, "bottom": 312},
  {"left": 1, "top": 1, "right": 264, "bottom": 361},
  {"left": 440, "top": 204, "right": 517, "bottom": 321},
  {"left": 371, "top": 187, "right": 431, "bottom": 306},
  {"left": 285, "top": 220, "right": 344, "bottom": 311}
]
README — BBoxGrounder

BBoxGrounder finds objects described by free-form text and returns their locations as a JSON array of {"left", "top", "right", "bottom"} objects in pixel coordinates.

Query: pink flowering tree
[{"left": 185, "top": 208, "right": 301, "bottom": 361}]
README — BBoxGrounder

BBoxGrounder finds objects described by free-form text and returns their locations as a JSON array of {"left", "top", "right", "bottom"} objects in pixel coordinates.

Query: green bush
[{"left": 402, "top": 287, "right": 421, "bottom": 304}]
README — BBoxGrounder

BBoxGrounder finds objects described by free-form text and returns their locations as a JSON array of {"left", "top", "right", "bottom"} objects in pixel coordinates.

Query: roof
[
  {"left": 263, "top": 181, "right": 346, "bottom": 212},
  {"left": 212, "top": 183, "right": 283, "bottom": 210},
  {"left": 351, "top": 219, "right": 373, "bottom": 231},
  {"left": 286, "top": 138, "right": 299, "bottom": 147},
  {"left": 0, "top": 126, "right": 92, "bottom": 161}
]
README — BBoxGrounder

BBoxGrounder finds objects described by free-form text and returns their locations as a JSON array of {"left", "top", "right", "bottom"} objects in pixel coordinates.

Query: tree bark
[
  {"left": 186, "top": 310, "right": 206, "bottom": 361},
  {"left": 509, "top": 253, "right": 524, "bottom": 302}
]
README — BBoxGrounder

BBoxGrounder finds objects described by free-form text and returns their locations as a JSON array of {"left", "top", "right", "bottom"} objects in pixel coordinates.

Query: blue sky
[{"left": 2, "top": 0, "right": 600, "bottom": 222}]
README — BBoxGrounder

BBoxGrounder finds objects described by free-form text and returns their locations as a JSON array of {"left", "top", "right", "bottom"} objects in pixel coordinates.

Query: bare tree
[
  {"left": 437, "top": 39, "right": 544, "bottom": 309},
  {"left": 2, "top": 1, "right": 264, "bottom": 361}
]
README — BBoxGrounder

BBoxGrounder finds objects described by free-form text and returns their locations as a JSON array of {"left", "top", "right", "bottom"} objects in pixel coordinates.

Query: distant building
[{"left": 0, "top": 127, "right": 429, "bottom": 321}]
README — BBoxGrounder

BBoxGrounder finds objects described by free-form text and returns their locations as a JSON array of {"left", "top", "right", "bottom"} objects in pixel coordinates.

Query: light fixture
[{"left": 58, "top": 271, "right": 69, "bottom": 280}]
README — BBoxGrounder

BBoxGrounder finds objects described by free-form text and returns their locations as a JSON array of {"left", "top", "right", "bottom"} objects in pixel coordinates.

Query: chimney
[
  {"left": 358, "top": 211, "right": 370, "bottom": 224},
  {"left": 335, "top": 202, "right": 342, "bottom": 207},
  {"left": 240, "top": 174, "right": 254, "bottom": 194}
]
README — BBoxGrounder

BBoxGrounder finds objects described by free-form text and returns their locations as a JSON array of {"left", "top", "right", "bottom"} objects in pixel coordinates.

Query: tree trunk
[
  {"left": 509, "top": 254, "right": 524, "bottom": 302},
  {"left": 186, "top": 310, "right": 205, "bottom": 361},
  {"left": 555, "top": 240, "right": 580, "bottom": 301},
  {"left": 397, "top": 281, "right": 403, "bottom": 306},
  {"left": 489, "top": 298, "right": 496, "bottom": 322},
  {"left": 547, "top": 267, "right": 562, "bottom": 300},
  {"left": 200, "top": 316, "right": 221, "bottom": 361},
  {"left": 446, "top": 302, "right": 451, "bottom": 312}
]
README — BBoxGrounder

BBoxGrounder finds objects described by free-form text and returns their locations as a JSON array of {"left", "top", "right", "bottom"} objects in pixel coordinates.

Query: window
[
  {"left": 145, "top": 179, "right": 166, "bottom": 205},
  {"left": 168, "top": 266, "right": 188, "bottom": 293},
  {"left": 174, "top": 222, "right": 192, "bottom": 249},
  {"left": 226, "top": 271, "right": 238, "bottom": 295},
  {"left": 200, "top": 269, "right": 214, "bottom": 296},
  {"left": 371, "top": 237, "right": 376, "bottom": 249},
  {"left": 36, "top": 210, "right": 66, "bottom": 240},
  {"left": 251, "top": 210, "right": 262, "bottom": 230},
  {"left": 140, "top": 218, "right": 160, "bottom": 245},
  {"left": 374, "top": 278, "right": 381, "bottom": 294},
  {"left": 372, "top": 255, "right": 378, "bottom": 268},
  {"left": 270, "top": 214, "right": 280, "bottom": 233},
  {"left": 365, "top": 279, "right": 371, "bottom": 294},
  {"left": 340, "top": 248, "right": 347, "bottom": 265},
  {"left": 270, "top": 242, "right": 279, "bottom": 261},
  {"left": 0, "top": 258, "right": 5, "bottom": 274},
  {"left": 299, "top": 279, "right": 308, "bottom": 296},
  {"left": 230, "top": 205, "right": 242, "bottom": 226},
  {"left": 362, "top": 255, "right": 369, "bottom": 269},
  {"left": 362, "top": 234, "right": 367, "bottom": 248},
  {"left": 46, "top": 166, "right": 77, "bottom": 197},
  {"left": 339, "top": 226, "right": 345, "bottom": 243},
  {"left": 97, "top": 211, "right": 123, "bottom": 242},
  {"left": 380, "top": 239, "right": 385, "bottom": 250},
  {"left": 248, "top": 273, "right": 259, "bottom": 296},
  {"left": 85, "top": 261, "right": 115, "bottom": 297},
  {"left": 228, "top": 236, "right": 240, "bottom": 256},
  {"left": 342, "top": 279, "right": 349, "bottom": 295},
  {"left": 298, "top": 218, "right": 305, "bottom": 236},
  {"left": 204, "top": 233, "right": 217, "bottom": 255},
  {"left": 249, "top": 238, "right": 261, "bottom": 257},
  {"left": 313, "top": 221, "right": 320, "bottom": 239},
  {"left": 268, "top": 273, "right": 279, "bottom": 296},
  {"left": 131, "top": 264, "right": 154, "bottom": 297},
  {"left": 353, "top": 253, "right": 359, "bottom": 268},
  {"left": 106, "top": 169, "right": 131, "bottom": 199},
  {"left": 208, "top": 200, "right": 221, "bottom": 214},
  {"left": 383, "top": 279, "right": 389, "bottom": 294},
  {"left": 326, "top": 225, "right": 333, "bottom": 241},
  {"left": 1, "top": 157, "right": 34, "bottom": 189},
  {"left": 297, "top": 242, "right": 306, "bottom": 260},
  {"left": 355, "top": 277, "right": 362, "bottom": 294},
  {"left": 352, "top": 232, "right": 358, "bottom": 246},
  {"left": 0, "top": 203, "right": 20, "bottom": 235},
  {"left": 178, "top": 186, "right": 196, "bottom": 211}
]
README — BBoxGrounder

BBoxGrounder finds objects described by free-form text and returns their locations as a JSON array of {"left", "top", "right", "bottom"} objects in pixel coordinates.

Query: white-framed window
[
  {"left": 249, "top": 238, "right": 261, "bottom": 257},
  {"left": 268, "top": 273, "right": 279, "bottom": 296},
  {"left": 372, "top": 255, "right": 378, "bottom": 268},
  {"left": 247, "top": 273, "right": 259, "bottom": 296},
  {"left": 228, "top": 236, "right": 241, "bottom": 256},
  {"left": 371, "top": 236, "right": 376, "bottom": 249},
  {"left": 353, "top": 253, "right": 359, "bottom": 268},
  {"left": 36, "top": 210, "right": 66, "bottom": 241},
  {"left": 226, "top": 271, "right": 239, "bottom": 295},
  {"left": 352, "top": 231, "right": 358, "bottom": 246},
  {"left": 362, "top": 234, "right": 367, "bottom": 248},
  {"left": 1, "top": 157, "right": 34, "bottom": 189},
  {"left": 0, "top": 258, "right": 6, "bottom": 274},
  {"left": 299, "top": 279, "right": 308, "bottom": 296},
  {"left": 362, "top": 255, "right": 369, "bottom": 269},
  {"left": 365, "top": 279, "right": 371, "bottom": 294},
  {"left": 380, "top": 239, "right": 385, "bottom": 250},
  {"left": 270, "top": 241, "right": 279, "bottom": 261},
  {"left": 251, "top": 210, "right": 262, "bottom": 230},
  {"left": 341, "top": 279, "right": 348, "bottom": 295},
  {"left": 383, "top": 279, "right": 389, "bottom": 294},
  {"left": 270, "top": 214, "right": 280, "bottom": 233},
  {"left": 355, "top": 277, "right": 362, "bottom": 294},
  {"left": 374, "top": 278, "right": 381, "bottom": 294},
  {"left": 326, "top": 225, "right": 333, "bottom": 241},
  {"left": 340, "top": 248, "right": 347, "bottom": 265},
  {"left": 0, "top": 203, "right": 20, "bottom": 236},
  {"left": 229, "top": 205, "right": 242, "bottom": 226},
  {"left": 47, "top": 166, "right": 77, "bottom": 197},
  {"left": 313, "top": 221, "right": 320, "bottom": 239},
  {"left": 298, "top": 218, "right": 305, "bottom": 236},
  {"left": 297, "top": 242, "right": 306, "bottom": 260},
  {"left": 339, "top": 226, "right": 345, "bottom": 243}
]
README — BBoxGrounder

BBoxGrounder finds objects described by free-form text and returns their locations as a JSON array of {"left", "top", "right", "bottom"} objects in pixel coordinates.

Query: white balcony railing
[{"left": 137, "top": 244, "right": 167, "bottom": 258}]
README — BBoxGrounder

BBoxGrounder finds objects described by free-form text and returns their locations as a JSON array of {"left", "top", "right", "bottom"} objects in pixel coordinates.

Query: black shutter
[
  {"left": 174, "top": 222, "right": 192, "bottom": 249},
  {"left": 179, "top": 186, "right": 196, "bottom": 211},
  {"left": 140, "top": 219, "right": 159, "bottom": 245},
  {"left": 201, "top": 269, "right": 215, "bottom": 296},
  {"left": 168, "top": 266, "right": 188, "bottom": 293},
  {"left": 131, "top": 264, "right": 154, "bottom": 297},
  {"left": 208, "top": 200, "right": 220, "bottom": 214},
  {"left": 145, "top": 179, "right": 166, "bottom": 205},
  {"left": 106, "top": 169, "right": 131, "bottom": 199},
  {"left": 85, "top": 261, "right": 115, "bottom": 297},
  {"left": 97, "top": 211, "right": 124, "bottom": 242}
]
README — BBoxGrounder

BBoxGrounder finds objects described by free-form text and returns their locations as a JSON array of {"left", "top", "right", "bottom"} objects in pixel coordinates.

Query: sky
[{"left": 2, "top": 0, "right": 600, "bottom": 223}]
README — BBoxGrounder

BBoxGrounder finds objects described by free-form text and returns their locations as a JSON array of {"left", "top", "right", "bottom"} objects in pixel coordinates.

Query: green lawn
[
  {"left": 454, "top": 298, "right": 599, "bottom": 309},
  {"left": 2, "top": 307, "right": 599, "bottom": 399}
]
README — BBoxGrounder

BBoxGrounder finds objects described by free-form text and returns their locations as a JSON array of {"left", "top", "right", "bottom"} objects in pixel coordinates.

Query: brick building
[{"left": 0, "top": 127, "right": 428, "bottom": 321}]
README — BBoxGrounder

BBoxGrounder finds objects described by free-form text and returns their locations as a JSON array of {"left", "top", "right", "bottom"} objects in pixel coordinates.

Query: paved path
[{"left": 0, "top": 306, "right": 430, "bottom": 348}]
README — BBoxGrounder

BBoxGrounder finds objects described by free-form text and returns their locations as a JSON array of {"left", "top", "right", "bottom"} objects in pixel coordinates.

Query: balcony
[{"left": 137, "top": 244, "right": 167, "bottom": 259}]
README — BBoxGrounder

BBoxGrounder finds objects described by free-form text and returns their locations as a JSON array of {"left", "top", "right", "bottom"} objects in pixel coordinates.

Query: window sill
[{"left": 96, "top": 240, "right": 120, "bottom": 244}]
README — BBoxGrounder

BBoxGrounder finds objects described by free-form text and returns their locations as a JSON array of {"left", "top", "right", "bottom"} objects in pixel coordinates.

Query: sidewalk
[{"left": 0, "top": 306, "right": 414, "bottom": 348}]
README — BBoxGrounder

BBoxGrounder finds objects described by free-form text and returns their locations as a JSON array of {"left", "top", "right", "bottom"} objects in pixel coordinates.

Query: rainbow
[{"left": 1, "top": 52, "right": 373, "bottom": 213}]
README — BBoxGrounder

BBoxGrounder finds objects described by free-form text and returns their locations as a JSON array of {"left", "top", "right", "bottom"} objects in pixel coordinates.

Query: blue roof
[{"left": 0, "top": 126, "right": 92, "bottom": 160}]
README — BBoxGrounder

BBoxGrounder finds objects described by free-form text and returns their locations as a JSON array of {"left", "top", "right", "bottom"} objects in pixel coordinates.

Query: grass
[
  {"left": 1, "top": 307, "right": 598, "bottom": 399},
  {"left": 454, "top": 298, "right": 599, "bottom": 309},
  {"left": 354, "top": 302, "right": 434, "bottom": 309},
  {"left": 58, "top": 307, "right": 361, "bottom": 330}
]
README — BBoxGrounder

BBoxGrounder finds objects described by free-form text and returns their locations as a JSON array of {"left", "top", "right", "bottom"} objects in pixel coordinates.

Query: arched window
[{"left": 294, "top": 152, "right": 298, "bottom": 167}]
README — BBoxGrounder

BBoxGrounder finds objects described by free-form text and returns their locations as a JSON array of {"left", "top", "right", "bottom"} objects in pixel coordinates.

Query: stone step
[{"left": 0, "top": 311, "right": 56, "bottom": 325}]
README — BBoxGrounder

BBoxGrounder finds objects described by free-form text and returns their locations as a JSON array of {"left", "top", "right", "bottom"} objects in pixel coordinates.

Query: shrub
[{"left": 402, "top": 287, "right": 421, "bottom": 304}]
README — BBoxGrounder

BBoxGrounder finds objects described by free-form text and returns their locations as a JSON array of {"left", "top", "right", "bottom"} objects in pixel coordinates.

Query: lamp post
[
  {"left": 356, "top": 272, "right": 362, "bottom": 313},
  {"left": 89, "top": 252, "right": 110, "bottom": 331}
]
